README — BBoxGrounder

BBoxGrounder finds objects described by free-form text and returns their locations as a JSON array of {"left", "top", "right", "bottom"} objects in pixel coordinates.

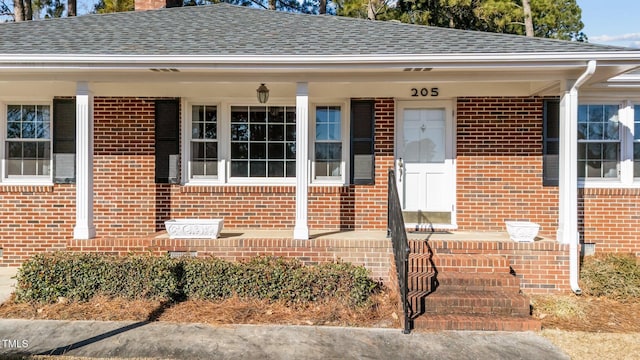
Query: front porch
[{"left": 66, "top": 229, "right": 569, "bottom": 294}]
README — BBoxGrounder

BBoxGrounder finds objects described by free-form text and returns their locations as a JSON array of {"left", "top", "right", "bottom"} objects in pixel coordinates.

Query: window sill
[{"left": 579, "top": 180, "right": 640, "bottom": 189}]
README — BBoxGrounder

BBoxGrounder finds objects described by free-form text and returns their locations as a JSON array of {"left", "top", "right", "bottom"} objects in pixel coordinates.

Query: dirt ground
[{"left": 2, "top": 292, "right": 639, "bottom": 359}]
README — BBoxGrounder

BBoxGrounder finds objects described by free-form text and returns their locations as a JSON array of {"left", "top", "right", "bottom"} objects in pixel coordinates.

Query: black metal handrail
[{"left": 387, "top": 169, "right": 411, "bottom": 334}]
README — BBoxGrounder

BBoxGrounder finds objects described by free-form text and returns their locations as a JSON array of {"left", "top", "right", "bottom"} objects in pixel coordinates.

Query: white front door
[{"left": 397, "top": 102, "right": 455, "bottom": 227}]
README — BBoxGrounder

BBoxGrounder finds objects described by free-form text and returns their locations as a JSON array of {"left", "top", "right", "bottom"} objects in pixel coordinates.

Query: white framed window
[
  {"left": 577, "top": 104, "right": 621, "bottom": 179},
  {"left": 187, "top": 104, "right": 219, "bottom": 181},
  {"left": 229, "top": 105, "right": 297, "bottom": 179},
  {"left": 1, "top": 102, "right": 52, "bottom": 184},
  {"left": 183, "top": 100, "right": 350, "bottom": 186},
  {"left": 572, "top": 101, "right": 640, "bottom": 188},
  {"left": 312, "top": 105, "right": 346, "bottom": 183}
]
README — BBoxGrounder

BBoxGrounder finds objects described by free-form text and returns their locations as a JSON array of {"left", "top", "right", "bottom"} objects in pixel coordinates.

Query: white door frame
[{"left": 395, "top": 100, "right": 457, "bottom": 230}]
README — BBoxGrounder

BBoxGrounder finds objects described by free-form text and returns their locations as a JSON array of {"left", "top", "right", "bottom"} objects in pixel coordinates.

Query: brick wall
[
  {"left": 579, "top": 188, "right": 640, "bottom": 256},
  {"left": 93, "top": 98, "right": 157, "bottom": 237},
  {"left": 67, "top": 236, "right": 393, "bottom": 283},
  {"left": 418, "top": 239, "right": 570, "bottom": 294},
  {"left": 456, "top": 97, "right": 559, "bottom": 237},
  {"left": 0, "top": 185, "right": 74, "bottom": 266}
]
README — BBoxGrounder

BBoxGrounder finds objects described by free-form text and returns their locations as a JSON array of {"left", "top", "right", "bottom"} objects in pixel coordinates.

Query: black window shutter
[
  {"left": 543, "top": 99, "right": 560, "bottom": 186},
  {"left": 53, "top": 98, "right": 76, "bottom": 183},
  {"left": 350, "top": 99, "right": 375, "bottom": 185},
  {"left": 155, "top": 99, "right": 180, "bottom": 183}
]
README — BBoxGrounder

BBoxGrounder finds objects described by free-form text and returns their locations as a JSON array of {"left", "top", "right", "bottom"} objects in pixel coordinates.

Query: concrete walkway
[
  {"left": 0, "top": 319, "right": 569, "bottom": 360},
  {"left": 0, "top": 267, "right": 18, "bottom": 304}
]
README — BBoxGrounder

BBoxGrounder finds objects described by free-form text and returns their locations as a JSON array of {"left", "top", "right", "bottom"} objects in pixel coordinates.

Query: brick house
[{"left": 0, "top": 2, "right": 639, "bottom": 295}]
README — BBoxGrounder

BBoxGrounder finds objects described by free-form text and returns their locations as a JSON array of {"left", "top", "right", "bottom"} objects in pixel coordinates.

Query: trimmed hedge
[
  {"left": 182, "top": 256, "right": 377, "bottom": 306},
  {"left": 15, "top": 252, "right": 181, "bottom": 303},
  {"left": 580, "top": 254, "right": 640, "bottom": 300},
  {"left": 15, "top": 253, "right": 378, "bottom": 307}
]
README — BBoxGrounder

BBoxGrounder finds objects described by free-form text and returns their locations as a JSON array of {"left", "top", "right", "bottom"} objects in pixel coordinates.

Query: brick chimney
[{"left": 135, "top": 0, "right": 182, "bottom": 11}]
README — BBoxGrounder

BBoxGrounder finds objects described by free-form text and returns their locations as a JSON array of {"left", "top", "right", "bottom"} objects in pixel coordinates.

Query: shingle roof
[{"left": 0, "top": 3, "right": 634, "bottom": 56}]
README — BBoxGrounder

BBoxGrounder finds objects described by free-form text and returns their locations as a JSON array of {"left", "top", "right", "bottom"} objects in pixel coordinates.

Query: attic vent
[
  {"left": 150, "top": 68, "right": 180, "bottom": 73},
  {"left": 403, "top": 68, "right": 432, "bottom": 72}
]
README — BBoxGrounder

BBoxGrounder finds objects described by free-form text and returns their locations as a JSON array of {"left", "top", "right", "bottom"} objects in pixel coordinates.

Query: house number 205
[{"left": 411, "top": 88, "right": 439, "bottom": 97}]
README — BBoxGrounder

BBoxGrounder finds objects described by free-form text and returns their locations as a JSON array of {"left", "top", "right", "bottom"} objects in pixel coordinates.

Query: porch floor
[{"left": 155, "top": 229, "right": 553, "bottom": 242}]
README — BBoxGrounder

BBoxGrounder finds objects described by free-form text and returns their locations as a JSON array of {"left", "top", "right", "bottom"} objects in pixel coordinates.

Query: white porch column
[
  {"left": 294, "top": 82, "right": 309, "bottom": 240},
  {"left": 557, "top": 81, "right": 578, "bottom": 245},
  {"left": 73, "top": 82, "right": 96, "bottom": 239}
]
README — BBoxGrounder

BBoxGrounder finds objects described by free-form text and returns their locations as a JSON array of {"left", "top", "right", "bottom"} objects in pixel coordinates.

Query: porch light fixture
[{"left": 256, "top": 83, "right": 269, "bottom": 104}]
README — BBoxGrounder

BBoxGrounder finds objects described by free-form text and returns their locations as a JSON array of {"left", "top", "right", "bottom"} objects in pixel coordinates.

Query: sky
[
  {"left": 578, "top": 0, "right": 640, "bottom": 48},
  {"left": 74, "top": 0, "right": 638, "bottom": 48}
]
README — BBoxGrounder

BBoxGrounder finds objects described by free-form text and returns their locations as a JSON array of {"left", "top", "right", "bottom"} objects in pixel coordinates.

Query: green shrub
[
  {"left": 580, "top": 254, "right": 640, "bottom": 300},
  {"left": 15, "top": 252, "right": 180, "bottom": 303},
  {"left": 182, "top": 257, "right": 238, "bottom": 299},
  {"left": 15, "top": 253, "right": 378, "bottom": 307},
  {"left": 182, "top": 256, "right": 378, "bottom": 306}
]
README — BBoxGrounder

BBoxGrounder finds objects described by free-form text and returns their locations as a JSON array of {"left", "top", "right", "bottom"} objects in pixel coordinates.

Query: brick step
[
  {"left": 407, "top": 272, "right": 521, "bottom": 294},
  {"left": 407, "top": 272, "right": 434, "bottom": 293},
  {"left": 408, "top": 253, "right": 510, "bottom": 274},
  {"left": 429, "top": 272, "right": 521, "bottom": 293},
  {"left": 407, "top": 290, "right": 430, "bottom": 316},
  {"left": 422, "top": 290, "right": 531, "bottom": 316},
  {"left": 413, "top": 314, "right": 541, "bottom": 332}
]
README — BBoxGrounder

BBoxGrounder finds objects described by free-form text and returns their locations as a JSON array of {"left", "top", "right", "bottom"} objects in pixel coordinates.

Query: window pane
[
  {"left": 286, "top": 125, "right": 296, "bottom": 141},
  {"left": 37, "top": 122, "right": 50, "bottom": 139},
  {"left": 205, "top": 142, "right": 217, "bottom": 160},
  {"left": 7, "top": 142, "right": 22, "bottom": 159},
  {"left": 192, "top": 122, "right": 204, "bottom": 139},
  {"left": 231, "top": 161, "right": 248, "bottom": 177},
  {"left": 328, "top": 123, "right": 341, "bottom": 141},
  {"left": 23, "top": 105, "right": 36, "bottom": 123},
  {"left": 231, "top": 106, "right": 248, "bottom": 122},
  {"left": 22, "top": 121, "right": 36, "bottom": 139},
  {"left": 37, "top": 105, "right": 50, "bottom": 124},
  {"left": 268, "top": 125, "right": 284, "bottom": 141},
  {"left": 577, "top": 123, "right": 587, "bottom": 140},
  {"left": 7, "top": 122, "right": 20, "bottom": 139},
  {"left": 268, "top": 161, "right": 284, "bottom": 177},
  {"left": 250, "top": 143, "right": 266, "bottom": 159},
  {"left": 250, "top": 161, "right": 266, "bottom": 177},
  {"left": 231, "top": 124, "right": 248, "bottom": 141},
  {"left": 250, "top": 107, "right": 267, "bottom": 123},
  {"left": 204, "top": 161, "right": 217, "bottom": 176},
  {"left": 268, "top": 107, "right": 285, "bottom": 123},
  {"left": 191, "top": 161, "right": 204, "bottom": 177},
  {"left": 269, "top": 143, "right": 284, "bottom": 159},
  {"left": 191, "top": 142, "right": 205, "bottom": 160},
  {"left": 250, "top": 124, "right": 266, "bottom": 141},
  {"left": 231, "top": 143, "right": 248, "bottom": 159},
  {"left": 315, "top": 143, "right": 342, "bottom": 161},
  {"left": 286, "top": 108, "right": 296, "bottom": 123},
  {"left": 7, "top": 105, "right": 21, "bottom": 122},
  {"left": 205, "top": 123, "right": 217, "bottom": 140},
  {"left": 286, "top": 161, "right": 296, "bottom": 177},
  {"left": 192, "top": 105, "right": 204, "bottom": 122},
  {"left": 286, "top": 143, "right": 296, "bottom": 159}
]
